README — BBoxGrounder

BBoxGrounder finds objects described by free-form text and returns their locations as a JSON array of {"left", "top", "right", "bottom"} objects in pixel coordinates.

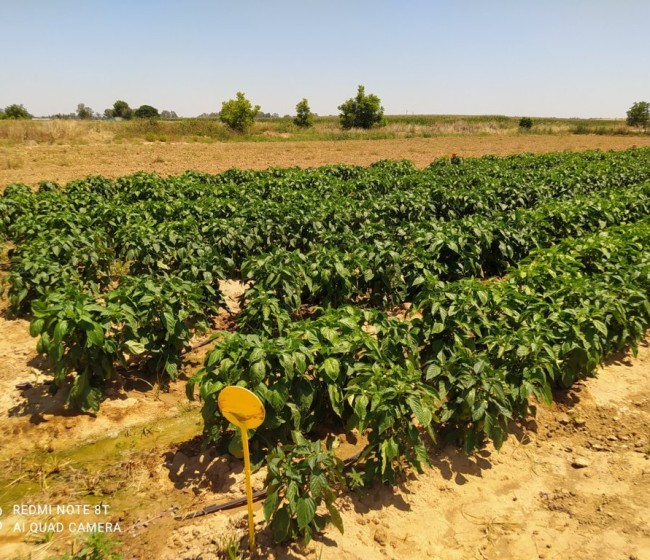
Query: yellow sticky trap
[
  {"left": 218, "top": 386, "right": 265, "bottom": 553},
  {"left": 218, "top": 385, "right": 265, "bottom": 430}
]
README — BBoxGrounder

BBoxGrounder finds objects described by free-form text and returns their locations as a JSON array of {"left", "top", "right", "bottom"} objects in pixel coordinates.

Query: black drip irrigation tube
[{"left": 176, "top": 450, "right": 363, "bottom": 521}]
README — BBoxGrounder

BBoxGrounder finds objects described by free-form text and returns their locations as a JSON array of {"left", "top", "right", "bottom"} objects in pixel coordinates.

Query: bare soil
[
  {"left": 154, "top": 343, "right": 650, "bottom": 560},
  {"left": 1, "top": 137, "right": 649, "bottom": 560},
  {"left": 1, "top": 300, "right": 648, "bottom": 560},
  {"left": 2, "top": 135, "right": 650, "bottom": 188}
]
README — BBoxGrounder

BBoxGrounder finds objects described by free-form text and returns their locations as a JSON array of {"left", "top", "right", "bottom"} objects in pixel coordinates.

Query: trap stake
[{"left": 217, "top": 386, "right": 265, "bottom": 553}]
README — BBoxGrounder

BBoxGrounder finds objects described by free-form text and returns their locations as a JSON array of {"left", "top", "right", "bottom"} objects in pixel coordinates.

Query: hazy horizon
[{"left": 2, "top": 0, "right": 649, "bottom": 119}]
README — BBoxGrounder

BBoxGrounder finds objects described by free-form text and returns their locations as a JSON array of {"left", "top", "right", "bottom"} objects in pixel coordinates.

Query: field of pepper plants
[{"left": 2, "top": 147, "right": 650, "bottom": 544}]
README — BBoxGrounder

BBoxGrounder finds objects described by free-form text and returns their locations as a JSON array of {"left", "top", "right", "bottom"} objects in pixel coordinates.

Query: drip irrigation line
[
  {"left": 177, "top": 489, "right": 268, "bottom": 520},
  {"left": 176, "top": 450, "right": 363, "bottom": 521}
]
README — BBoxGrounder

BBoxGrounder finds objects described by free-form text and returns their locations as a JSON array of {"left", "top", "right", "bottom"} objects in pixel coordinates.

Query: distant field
[
  {"left": 3, "top": 134, "right": 650, "bottom": 188},
  {"left": 0, "top": 114, "right": 641, "bottom": 147}
]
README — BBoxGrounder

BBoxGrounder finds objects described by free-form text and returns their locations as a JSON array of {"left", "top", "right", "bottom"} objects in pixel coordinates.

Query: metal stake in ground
[{"left": 217, "top": 386, "right": 265, "bottom": 553}]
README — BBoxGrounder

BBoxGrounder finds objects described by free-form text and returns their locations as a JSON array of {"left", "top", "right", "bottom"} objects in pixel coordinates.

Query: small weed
[
  {"left": 49, "top": 532, "right": 123, "bottom": 559},
  {"left": 28, "top": 528, "right": 55, "bottom": 544},
  {"left": 216, "top": 533, "right": 243, "bottom": 560}
]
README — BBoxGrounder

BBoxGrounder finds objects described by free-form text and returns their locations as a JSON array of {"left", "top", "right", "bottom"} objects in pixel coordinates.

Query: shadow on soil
[
  {"left": 603, "top": 338, "right": 649, "bottom": 368},
  {"left": 163, "top": 436, "right": 242, "bottom": 496},
  {"left": 429, "top": 446, "right": 494, "bottom": 486},
  {"left": 7, "top": 368, "right": 166, "bottom": 423}
]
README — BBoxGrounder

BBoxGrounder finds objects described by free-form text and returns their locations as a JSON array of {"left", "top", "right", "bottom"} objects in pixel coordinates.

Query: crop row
[
  {"left": 3, "top": 150, "right": 650, "bottom": 319},
  {"left": 189, "top": 217, "right": 650, "bottom": 541},
  {"left": 237, "top": 180, "right": 650, "bottom": 333},
  {"left": 2, "top": 150, "right": 650, "bottom": 542},
  {"left": 1, "top": 149, "right": 649, "bottom": 415}
]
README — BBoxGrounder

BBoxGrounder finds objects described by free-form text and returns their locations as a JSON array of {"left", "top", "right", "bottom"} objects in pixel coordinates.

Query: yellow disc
[{"left": 217, "top": 386, "right": 265, "bottom": 430}]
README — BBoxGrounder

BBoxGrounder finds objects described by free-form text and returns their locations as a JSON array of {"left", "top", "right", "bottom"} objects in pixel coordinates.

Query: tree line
[
  {"left": 1, "top": 94, "right": 648, "bottom": 132},
  {"left": 0, "top": 86, "right": 384, "bottom": 132}
]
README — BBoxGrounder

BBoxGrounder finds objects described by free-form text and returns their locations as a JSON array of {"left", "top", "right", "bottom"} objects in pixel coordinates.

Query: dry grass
[
  {"left": 0, "top": 119, "right": 114, "bottom": 145},
  {"left": 0, "top": 115, "right": 643, "bottom": 148}
]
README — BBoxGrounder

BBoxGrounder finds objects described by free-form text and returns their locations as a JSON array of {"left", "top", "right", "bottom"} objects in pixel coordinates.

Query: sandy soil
[
  {"left": 0, "top": 292, "right": 649, "bottom": 560},
  {"left": 1, "top": 137, "right": 649, "bottom": 560},
  {"left": 152, "top": 343, "right": 650, "bottom": 560},
  {"left": 2, "top": 135, "right": 650, "bottom": 188}
]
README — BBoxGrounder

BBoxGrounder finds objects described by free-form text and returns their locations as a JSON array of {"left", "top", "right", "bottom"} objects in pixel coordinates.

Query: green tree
[
  {"left": 294, "top": 98, "right": 314, "bottom": 128},
  {"left": 518, "top": 117, "right": 533, "bottom": 130},
  {"left": 134, "top": 104, "right": 160, "bottom": 118},
  {"left": 111, "top": 100, "right": 133, "bottom": 120},
  {"left": 338, "top": 85, "right": 384, "bottom": 129},
  {"left": 626, "top": 101, "right": 649, "bottom": 128},
  {"left": 219, "top": 91, "right": 260, "bottom": 132},
  {"left": 4, "top": 104, "right": 32, "bottom": 119},
  {"left": 76, "top": 103, "right": 93, "bottom": 120}
]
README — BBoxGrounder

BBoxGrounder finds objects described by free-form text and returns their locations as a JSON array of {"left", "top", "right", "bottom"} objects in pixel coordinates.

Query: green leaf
[
  {"left": 165, "top": 361, "right": 179, "bottom": 378},
  {"left": 250, "top": 347, "right": 265, "bottom": 362},
  {"left": 163, "top": 311, "right": 176, "bottom": 334},
  {"left": 412, "top": 275, "right": 425, "bottom": 287},
  {"left": 287, "top": 481, "right": 299, "bottom": 505},
  {"left": 267, "top": 387, "right": 288, "bottom": 411},
  {"left": 425, "top": 363, "right": 441, "bottom": 380},
  {"left": 327, "top": 384, "right": 342, "bottom": 416},
  {"left": 354, "top": 394, "right": 369, "bottom": 423},
  {"left": 294, "top": 352, "right": 307, "bottom": 374},
  {"left": 50, "top": 342, "right": 64, "bottom": 364},
  {"left": 296, "top": 497, "right": 316, "bottom": 530},
  {"left": 463, "top": 428, "right": 478, "bottom": 454},
  {"left": 53, "top": 320, "right": 68, "bottom": 344},
  {"left": 334, "top": 261, "right": 348, "bottom": 278},
  {"left": 322, "top": 357, "right": 340, "bottom": 381},
  {"left": 271, "top": 506, "right": 291, "bottom": 543},
  {"left": 251, "top": 360, "right": 266, "bottom": 381},
  {"left": 309, "top": 473, "right": 327, "bottom": 499},
  {"left": 263, "top": 491, "right": 278, "bottom": 521},
  {"left": 86, "top": 323, "right": 104, "bottom": 347},
  {"left": 125, "top": 340, "right": 146, "bottom": 355},
  {"left": 471, "top": 401, "right": 488, "bottom": 421},
  {"left": 384, "top": 437, "right": 399, "bottom": 462},
  {"left": 407, "top": 396, "right": 432, "bottom": 426},
  {"left": 206, "top": 349, "right": 221, "bottom": 369},
  {"left": 489, "top": 421, "right": 505, "bottom": 450},
  {"left": 327, "top": 502, "right": 344, "bottom": 534},
  {"left": 29, "top": 318, "right": 45, "bottom": 337},
  {"left": 320, "top": 327, "right": 338, "bottom": 342},
  {"left": 68, "top": 372, "right": 102, "bottom": 412},
  {"left": 593, "top": 319, "right": 607, "bottom": 336}
]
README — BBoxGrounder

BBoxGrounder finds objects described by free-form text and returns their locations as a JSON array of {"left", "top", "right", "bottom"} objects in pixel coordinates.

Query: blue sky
[{"left": 2, "top": 0, "right": 648, "bottom": 118}]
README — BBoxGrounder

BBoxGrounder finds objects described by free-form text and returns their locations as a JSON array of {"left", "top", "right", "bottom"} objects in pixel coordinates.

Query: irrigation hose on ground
[{"left": 175, "top": 450, "right": 363, "bottom": 521}]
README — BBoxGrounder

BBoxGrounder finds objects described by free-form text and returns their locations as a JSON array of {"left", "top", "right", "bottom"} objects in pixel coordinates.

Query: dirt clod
[
  {"left": 374, "top": 528, "right": 388, "bottom": 546},
  {"left": 571, "top": 457, "right": 590, "bottom": 469}
]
